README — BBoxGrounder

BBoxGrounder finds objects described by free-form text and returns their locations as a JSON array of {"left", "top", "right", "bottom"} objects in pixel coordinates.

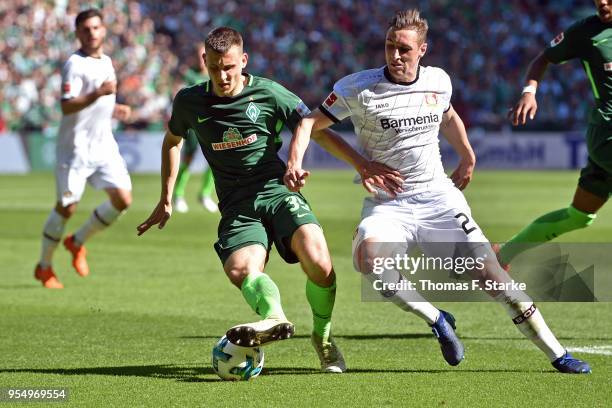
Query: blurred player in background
[
  {"left": 285, "top": 9, "right": 591, "bottom": 373},
  {"left": 137, "top": 27, "right": 397, "bottom": 373},
  {"left": 499, "top": 0, "right": 612, "bottom": 268},
  {"left": 172, "top": 43, "right": 217, "bottom": 214},
  {"left": 34, "top": 9, "right": 132, "bottom": 289}
]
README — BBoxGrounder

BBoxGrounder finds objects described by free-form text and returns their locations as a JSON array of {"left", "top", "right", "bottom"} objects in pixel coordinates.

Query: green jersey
[
  {"left": 168, "top": 74, "right": 310, "bottom": 205},
  {"left": 544, "top": 15, "right": 612, "bottom": 126}
]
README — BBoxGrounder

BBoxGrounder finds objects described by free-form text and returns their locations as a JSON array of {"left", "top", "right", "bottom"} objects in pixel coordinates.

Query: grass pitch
[{"left": 1, "top": 171, "right": 611, "bottom": 407}]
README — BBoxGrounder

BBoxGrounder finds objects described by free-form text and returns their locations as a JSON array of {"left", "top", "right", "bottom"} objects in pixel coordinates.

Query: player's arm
[
  {"left": 285, "top": 109, "right": 333, "bottom": 191},
  {"left": 509, "top": 50, "right": 550, "bottom": 126},
  {"left": 285, "top": 109, "right": 403, "bottom": 195},
  {"left": 61, "top": 80, "right": 116, "bottom": 115},
  {"left": 440, "top": 105, "right": 476, "bottom": 190},
  {"left": 137, "top": 131, "right": 184, "bottom": 236}
]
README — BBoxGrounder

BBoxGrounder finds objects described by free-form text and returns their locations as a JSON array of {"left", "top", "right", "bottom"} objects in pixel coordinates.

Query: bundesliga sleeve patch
[
  {"left": 324, "top": 92, "right": 338, "bottom": 108},
  {"left": 550, "top": 32, "right": 564, "bottom": 47},
  {"left": 295, "top": 101, "right": 311, "bottom": 117},
  {"left": 62, "top": 83, "right": 71, "bottom": 93}
]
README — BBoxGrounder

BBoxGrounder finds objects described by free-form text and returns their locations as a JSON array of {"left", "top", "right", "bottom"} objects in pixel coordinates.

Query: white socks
[
  {"left": 74, "top": 201, "right": 123, "bottom": 245},
  {"left": 364, "top": 269, "right": 440, "bottom": 325},
  {"left": 39, "top": 210, "right": 67, "bottom": 268},
  {"left": 495, "top": 292, "right": 565, "bottom": 361}
]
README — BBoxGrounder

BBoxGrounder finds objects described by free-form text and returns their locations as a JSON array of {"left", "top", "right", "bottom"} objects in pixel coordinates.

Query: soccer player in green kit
[
  {"left": 137, "top": 27, "right": 401, "bottom": 373},
  {"left": 499, "top": 0, "right": 612, "bottom": 268},
  {"left": 172, "top": 43, "right": 217, "bottom": 214}
]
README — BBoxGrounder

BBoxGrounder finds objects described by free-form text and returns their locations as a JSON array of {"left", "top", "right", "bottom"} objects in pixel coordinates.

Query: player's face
[
  {"left": 76, "top": 16, "right": 106, "bottom": 54},
  {"left": 595, "top": 0, "right": 612, "bottom": 23},
  {"left": 385, "top": 28, "right": 427, "bottom": 82},
  {"left": 205, "top": 45, "right": 248, "bottom": 97}
]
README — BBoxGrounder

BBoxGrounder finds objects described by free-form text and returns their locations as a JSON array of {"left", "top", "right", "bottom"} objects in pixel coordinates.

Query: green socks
[
  {"left": 199, "top": 168, "right": 215, "bottom": 198},
  {"left": 240, "top": 272, "right": 336, "bottom": 340},
  {"left": 175, "top": 166, "right": 214, "bottom": 199},
  {"left": 173, "top": 163, "right": 191, "bottom": 198},
  {"left": 240, "top": 272, "right": 286, "bottom": 320},
  {"left": 499, "top": 205, "right": 596, "bottom": 265},
  {"left": 306, "top": 278, "right": 336, "bottom": 341}
]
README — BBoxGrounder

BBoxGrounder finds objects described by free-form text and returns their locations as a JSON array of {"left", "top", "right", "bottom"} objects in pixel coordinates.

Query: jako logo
[{"left": 380, "top": 113, "right": 439, "bottom": 129}]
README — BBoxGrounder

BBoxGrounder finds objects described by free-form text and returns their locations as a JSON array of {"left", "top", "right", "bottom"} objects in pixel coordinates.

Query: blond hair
[{"left": 389, "top": 9, "right": 428, "bottom": 44}]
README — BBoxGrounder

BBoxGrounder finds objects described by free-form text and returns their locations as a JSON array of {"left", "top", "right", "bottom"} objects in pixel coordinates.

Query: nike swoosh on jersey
[{"left": 197, "top": 116, "right": 212, "bottom": 123}]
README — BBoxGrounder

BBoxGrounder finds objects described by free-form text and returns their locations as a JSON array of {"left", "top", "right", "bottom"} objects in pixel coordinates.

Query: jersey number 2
[{"left": 454, "top": 213, "right": 477, "bottom": 235}]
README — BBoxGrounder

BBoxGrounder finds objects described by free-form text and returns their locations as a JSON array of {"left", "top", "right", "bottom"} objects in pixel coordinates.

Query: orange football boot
[
  {"left": 63, "top": 235, "right": 89, "bottom": 277},
  {"left": 34, "top": 264, "right": 64, "bottom": 289}
]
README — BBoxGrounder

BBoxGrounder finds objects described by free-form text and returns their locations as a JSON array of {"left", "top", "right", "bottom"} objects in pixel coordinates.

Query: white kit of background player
[{"left": 35, "top": 9, "right": 132, "bottom": 289}]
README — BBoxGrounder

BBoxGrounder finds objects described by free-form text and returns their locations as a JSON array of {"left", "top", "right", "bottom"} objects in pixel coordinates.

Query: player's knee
[
  {"left": 110, "top": 191, "right": 132, "bottom": 211},
  {"left": 55, "top": 202, "right": 77, "bottom": 218},
  {"left": 225, "top": 266, "right": 252, "bottom": 288},
  {"left": 293, "top": 225, "right": 332, "bottom": 271},
  {"left": 300, "top": 247, "right": 334, "bottom": 283},
  {"left": 352, "top": 243, "right": 378, "bottom": 275}
]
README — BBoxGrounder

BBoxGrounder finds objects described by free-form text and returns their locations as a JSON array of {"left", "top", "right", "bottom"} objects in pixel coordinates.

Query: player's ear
[
  {"left": 241, "top": 52, "right": 248, "bottom": 69},
  {"left": 419, "top": 42, "right": 427, "bottom": 57}
]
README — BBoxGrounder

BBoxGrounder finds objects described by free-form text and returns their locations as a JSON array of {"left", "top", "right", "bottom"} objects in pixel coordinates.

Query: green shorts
[
  {"left": 214, "top": 178, "right": 320, "bottom": 265},
  {"left": 578, "top": 124, "right": 612, "bottom": 199}
]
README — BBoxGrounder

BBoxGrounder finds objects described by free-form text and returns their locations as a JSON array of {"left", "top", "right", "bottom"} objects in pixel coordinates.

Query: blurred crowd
[{"left": 0, "top": 0, "right": 597, "bottom": 134}]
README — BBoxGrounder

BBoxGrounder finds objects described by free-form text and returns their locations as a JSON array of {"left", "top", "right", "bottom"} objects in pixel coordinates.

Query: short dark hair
[
  {"left": 205, "top": 27, "right": 243, "bottom": 54},
  {"left": 388, "top": 9, "right": 428, "bottom": 44},
  {"left": 75, "top": 8, "right": 103, "bottom": 28}
]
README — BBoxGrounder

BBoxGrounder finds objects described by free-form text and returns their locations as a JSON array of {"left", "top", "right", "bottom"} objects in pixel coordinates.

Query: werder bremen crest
[{"left": 246, "top": 102, "right": 261, "bottom": 123}]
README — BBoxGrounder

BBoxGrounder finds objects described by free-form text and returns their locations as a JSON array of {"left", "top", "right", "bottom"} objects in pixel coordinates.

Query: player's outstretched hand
[
  {"left": 284, "top": 167, "right": 311, "bottom": 192},
  {"left": 509, "top": 93, "right": 537, "bottom": 126},
  {"left": 360, "top": 161, "right": 404, "bottom": 196},
  {"left": 137, "top": 201, "right": 172, "bottom": 236},
  {"left": 450, "top": 157, "right": 475, "bottom": 190}
]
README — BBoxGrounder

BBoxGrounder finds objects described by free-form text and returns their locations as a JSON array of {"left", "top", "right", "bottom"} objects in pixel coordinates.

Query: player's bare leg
[
  {"left": 65, "top": 188, "right": 131, "bottom": 277},
  {"left": 224, "top": 245, "right": 294, "bottom": 347},
  {"left": 291, "top": 224, "right": 345, "bottom": 373},
  {"left": 355, "top": 238, "right": 464, "bottom": 366}
]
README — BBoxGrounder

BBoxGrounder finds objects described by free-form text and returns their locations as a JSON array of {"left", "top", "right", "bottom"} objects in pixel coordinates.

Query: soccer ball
[{"left": 212, "top": 335, "right": 264, "bottom": 381}]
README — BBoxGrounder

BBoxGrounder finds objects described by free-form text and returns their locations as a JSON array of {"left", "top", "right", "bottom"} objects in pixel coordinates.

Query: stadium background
[{"left": 1, "top": 1, "right": 611, "bottom": 407}]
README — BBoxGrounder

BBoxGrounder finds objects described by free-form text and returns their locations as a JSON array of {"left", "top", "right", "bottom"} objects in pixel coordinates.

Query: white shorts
[
  {"left": 352, "top": 187, "right": 490, "bottom": 269},
  {"left": 55, "top": 151, "right": 132, "bottom": 206}
]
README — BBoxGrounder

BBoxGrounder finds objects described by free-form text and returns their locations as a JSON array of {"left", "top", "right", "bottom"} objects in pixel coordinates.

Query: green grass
[{"left": 1, "top": 171, "right": 611, "bottom": 407}]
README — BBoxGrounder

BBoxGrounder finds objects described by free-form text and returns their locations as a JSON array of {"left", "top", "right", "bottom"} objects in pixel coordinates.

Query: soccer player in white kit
[
  {"left": 34, "top": 9, "right": 132, "bottom": 289},
  {"left": 285, "top": 9, "right": 591, "bottom": 373}
]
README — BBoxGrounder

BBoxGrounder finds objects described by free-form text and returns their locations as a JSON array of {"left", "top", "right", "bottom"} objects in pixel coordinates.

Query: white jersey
[
  {"left": 320, "top": 65, "right": 454, "bottom": 197},
  {"left": 57, "top": 51, "right": 118, "bottom": 164}
]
